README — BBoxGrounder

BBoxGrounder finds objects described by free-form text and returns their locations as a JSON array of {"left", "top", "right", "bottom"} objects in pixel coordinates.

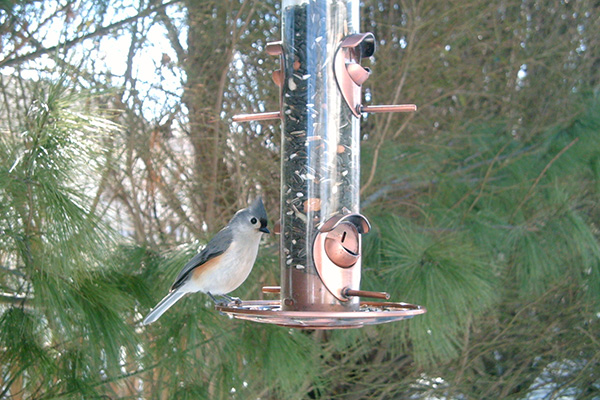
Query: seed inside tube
[
  {"left": 281, "top": 1, "right": 359, "bottom": 281},
  {"left": 303, "top": 198, "right": 321, "bottom": 212},
  {"left": 288, "top": 78, "right": 297, "bottom": 90}
]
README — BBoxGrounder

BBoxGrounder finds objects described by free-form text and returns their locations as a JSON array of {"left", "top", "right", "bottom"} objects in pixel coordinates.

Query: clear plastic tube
[{"left": 280, "top": 0, "right": 360, "bottom": 311}]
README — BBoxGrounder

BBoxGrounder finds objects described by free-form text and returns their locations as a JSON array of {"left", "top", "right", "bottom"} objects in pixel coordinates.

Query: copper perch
[
  {"left": 232, "top": 111, "right": 281, "bottom": 123},
  {"left": 360, "top": 104, "right": 417, "bottom": 114},
  {"left": 262, "top": 286, "right": 281, "bottom": 294},
  {"left": 263, "top": 286, "right": 389, "bottom": 300},
  {"left": 343, "top": 288, "right": 390, "bottom": 300},
  {"left": 232, "top": 104, "right": 416, "bottom": 123}
]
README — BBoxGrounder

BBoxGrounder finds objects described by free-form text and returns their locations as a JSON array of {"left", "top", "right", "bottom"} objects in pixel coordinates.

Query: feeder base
[{"left": 215, "top": 300, "right": 425, "bottom": 330}]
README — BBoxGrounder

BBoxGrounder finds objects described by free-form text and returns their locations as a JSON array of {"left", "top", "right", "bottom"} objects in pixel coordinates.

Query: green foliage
[
  {"left": 2, "top": 0, "right": 600, "bottom": 399},
  {"left": 359, "top": 93, "right": 600, "bottom": 396},
  {"left": 0, "top": 78, "right": 140, "bottom": 397},
  {"left": 0, "top": 308, "right": 54, "bottom": 395},
  {"left": 236, "top": 324, "right": 319, "bottom": 398},
  {"left": 377, "top": 216, "right": 497, "bottom": 364}
]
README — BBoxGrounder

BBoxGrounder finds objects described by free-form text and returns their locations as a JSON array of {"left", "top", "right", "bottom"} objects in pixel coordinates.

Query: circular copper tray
[{"left": 215, "top": 300, "right": 426, "bottom": 329}]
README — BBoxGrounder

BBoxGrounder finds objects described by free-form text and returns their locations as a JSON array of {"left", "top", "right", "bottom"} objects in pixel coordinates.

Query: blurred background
[{"left": 1, "top": 0, "right": 599, "bottom": 398}]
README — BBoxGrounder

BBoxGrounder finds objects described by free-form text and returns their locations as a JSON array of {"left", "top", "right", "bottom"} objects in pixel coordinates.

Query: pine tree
[
  {"left": 0, "top": 76, "right": 145, "bottom": 397},
  {"left": 1, "top": 1, "right": 600, "bottom": 399}
]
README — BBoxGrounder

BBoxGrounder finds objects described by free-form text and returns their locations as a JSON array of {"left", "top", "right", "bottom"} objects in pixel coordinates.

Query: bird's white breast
[{"left": 188, "top": 232, "right": 262, "bottom": 295}]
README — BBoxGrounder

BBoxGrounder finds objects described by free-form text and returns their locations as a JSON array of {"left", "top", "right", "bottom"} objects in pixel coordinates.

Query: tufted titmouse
[{"left": 142, "top": 197, "right": 269, "bottom": 325}]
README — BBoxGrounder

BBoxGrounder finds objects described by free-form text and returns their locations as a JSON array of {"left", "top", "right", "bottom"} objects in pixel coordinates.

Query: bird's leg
[
  {"left": 222, "top": 294, "right": 242, "bottom": 305},
  {"left": 207, "top": 292, "right": 225, "bottom": 305}
]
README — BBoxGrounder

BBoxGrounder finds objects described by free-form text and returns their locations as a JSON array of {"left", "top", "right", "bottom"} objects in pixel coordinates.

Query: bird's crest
[{"left": 248, "top": 197, "right": 267, "bottom": 221}]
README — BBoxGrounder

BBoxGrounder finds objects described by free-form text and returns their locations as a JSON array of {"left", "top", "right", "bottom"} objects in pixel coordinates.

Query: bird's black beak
[{"left": 259, "top": 218, "right": 269, "bottom": 234}]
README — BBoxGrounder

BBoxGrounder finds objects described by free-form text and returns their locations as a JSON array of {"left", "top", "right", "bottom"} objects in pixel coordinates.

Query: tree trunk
[{"left": 183, "top": 1, "right": 234, "bottom": 231}]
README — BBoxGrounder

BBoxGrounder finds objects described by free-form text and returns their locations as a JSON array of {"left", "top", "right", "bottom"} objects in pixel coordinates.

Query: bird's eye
[{"left": 250, "top": 217, "right": 258, "bottom": 225}]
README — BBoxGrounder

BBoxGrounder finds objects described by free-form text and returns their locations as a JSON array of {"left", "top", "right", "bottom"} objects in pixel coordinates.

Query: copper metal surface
[
  {"left": 346, "top": 63, "right": 371, "bottom": 85},
  {"left": 334, "top": 33, "right": 375, "bottom": 117},
  {"left": 272, "top": 70, "right": 283, "bottom": 87},
  {"left": 343, "top": 288, "right": 390, "bottom": 300},
  {"left": 318, "top": 213, "right": 371, "bottom": 234},
  {"left": 283, "top": 267, "right": 351, "bottom": 311},
  {"left": 361, "top": 104, "right": 417, "bottom": 114},
  {"left": 339, "top": 32, "right": 376, "bottom": 55},
  {"left": 323, "top": 223, "right": 360, "bottom": 268},
  {"left": 215, "top": 300, "right": 426, "bottom": 329},
  {"left": 232, "top": 111, "right": 281, "bottom": 122},
  {"left": 313, "top": 223, "right": 361, "bottom": 304},
  {"left": 265, "top": 41, "right": 283, "bottom": 56},
  {"left": 266, "top": 41, "right": 284, "bottom": 88},
  {"left": 262, "top": 286, "right": 281, "bottom": 294}
]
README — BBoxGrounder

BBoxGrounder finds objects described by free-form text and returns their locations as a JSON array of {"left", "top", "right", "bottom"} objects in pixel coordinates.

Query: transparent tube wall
[{"left": 280, "top": 0, "right": 360, "bottom": 311}]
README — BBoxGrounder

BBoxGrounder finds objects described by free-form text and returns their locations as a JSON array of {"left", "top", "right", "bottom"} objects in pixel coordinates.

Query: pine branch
[
  {"left": 0, "top": 292, "right": 30, "bottom": 306},
  {"left": 464, "top": 140, "right": 512, "bottom": 216},
  {"left": 0, "top": 265, "right": 25, "bottom": 277},
  {"left": 0, "top": 0, "right": 182, "bottom": 69},
  {"left": 511, "top": 137, "right": 580, "bottom": 220},
  {"left": 361, "top": 144, "right": 536, "bottom": 208},
  {"left": 44, "top": 326, "right": 242, "bottom": 399}
]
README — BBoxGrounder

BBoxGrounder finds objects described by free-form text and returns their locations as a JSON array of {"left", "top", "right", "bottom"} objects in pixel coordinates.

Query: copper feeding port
[
  {"left": 324, "top": 223, "right": 360, "bottom": 268},
  {"left": 312, "top": 213, "right": 371, "bottom": 304}
]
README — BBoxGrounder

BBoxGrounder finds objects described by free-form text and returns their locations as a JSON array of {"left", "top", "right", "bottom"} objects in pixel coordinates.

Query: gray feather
[
  {"left": 142, "top": 290, "right": 186, "bottom": 325},
  {"left": 170, "top": 225, "right": 233, "bottom": 290},
  {"left": 249, "top": 197, "right": 267, "bottom": 221},
  {"left": 248, "top": 197, "right": 268, "bottom": 231}
]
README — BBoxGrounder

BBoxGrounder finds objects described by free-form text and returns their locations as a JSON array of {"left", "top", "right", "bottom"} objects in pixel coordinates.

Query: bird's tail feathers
[{"left": 142, "top": 290, "right": 186, "bottom": 325}]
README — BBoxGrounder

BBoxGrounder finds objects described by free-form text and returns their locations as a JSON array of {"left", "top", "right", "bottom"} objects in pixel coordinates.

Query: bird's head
[{"left": 232, "top": 197, "right": 269, "bottom": 235}]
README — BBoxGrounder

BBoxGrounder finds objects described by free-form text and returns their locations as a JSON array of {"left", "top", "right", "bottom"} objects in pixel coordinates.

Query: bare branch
[
  {"left": 156, "top": 6, "right": 186, "bottom": 63},
  {"left": 0, "top": 0, "right": 182, "bottom": 69}
]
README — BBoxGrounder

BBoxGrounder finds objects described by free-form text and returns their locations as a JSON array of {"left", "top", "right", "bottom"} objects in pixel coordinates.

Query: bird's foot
[
  {"left": 222, "top": 294, "right": 243, "bottom": 305},
  {"left": 207, "top": 292, "right": 241, "bottom": 306}
]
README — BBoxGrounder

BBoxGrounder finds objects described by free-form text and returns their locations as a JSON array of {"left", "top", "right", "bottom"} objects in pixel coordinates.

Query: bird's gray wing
[{"left": 170, "top": 226, "right": 233, "bottom": 291}]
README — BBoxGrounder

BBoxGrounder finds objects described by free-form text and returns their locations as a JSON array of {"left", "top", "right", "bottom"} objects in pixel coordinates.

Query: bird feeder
[{"left": 218, "top": 0, "right": 425, "bottom": 329}]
